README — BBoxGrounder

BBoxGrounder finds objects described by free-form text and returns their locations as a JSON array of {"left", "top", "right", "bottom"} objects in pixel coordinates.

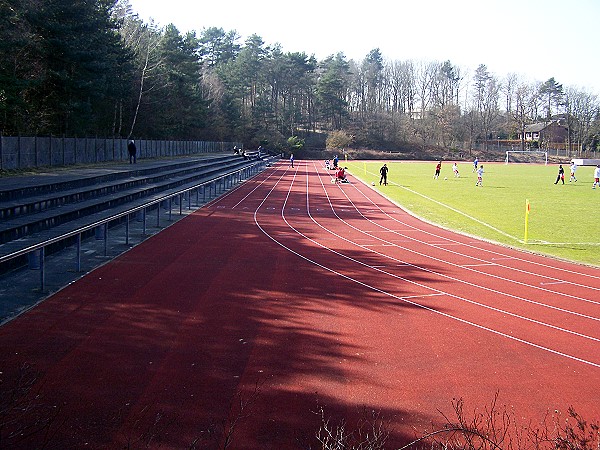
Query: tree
[
  {"left": 326, "top": 130, "right": 354, "bottom": 150},
  {"left": 564, "top": 87, "right": 598, "bottom": 155},
  {"left": 195, "top": 27, "right": 241, "bottom": 141},
  {"left": 265, "top": 49, "right": 316, "bottom": 137},
  {"left": 511, "top": 81, "right": 537, "bottom": 150},
  {"left": 198, "top": 27, "right": 240, "bottom": 69},
  {"left": 1, "top": 0, "right": 131, "bottom": 135},
  {"left": 316, "top": 53, "right": 351, "bottom": 130},
  {"left": 471, "top": 64, "right": 500, "bottom": 149},
  {"left": 361, "top": 48, "right": 384, "bottom": 114},
  {"left": 0, "top": 0, "right": 42, "bottom": 133},
  {"left": 155, "top": 25, "right": 207, "bottom": 138},
  {"left": 118, "top": 14, "right": 165, "bottom": 138},
  {"left": 539, "top": 77, "right": 564, "bottom": 119},
  {"left": 429, "top": 61, "right": 462, "bottom": 148}
]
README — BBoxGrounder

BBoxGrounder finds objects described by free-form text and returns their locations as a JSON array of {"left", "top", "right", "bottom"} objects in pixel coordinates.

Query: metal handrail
[{"left": 0, "top": 157, "right": 272, "bottom": 290}]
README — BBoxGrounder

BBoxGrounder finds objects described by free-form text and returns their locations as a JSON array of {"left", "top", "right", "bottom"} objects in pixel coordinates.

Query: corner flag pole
[{"left": 524, "top": 199, "right": 530, "bottom": 244}]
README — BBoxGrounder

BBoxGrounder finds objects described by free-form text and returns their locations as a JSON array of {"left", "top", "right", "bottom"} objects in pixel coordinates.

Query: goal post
[{"left": 505, "top": 150, "right": 548, "bottom": 165}]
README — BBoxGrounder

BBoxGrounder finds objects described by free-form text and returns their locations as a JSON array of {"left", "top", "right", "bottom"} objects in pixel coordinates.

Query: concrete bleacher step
[
  {"left": 0, "top": 154, "right": 236, "bottom": 218},
  {"left": 0, "top": 155, "right": 250, "bottom": 245}
]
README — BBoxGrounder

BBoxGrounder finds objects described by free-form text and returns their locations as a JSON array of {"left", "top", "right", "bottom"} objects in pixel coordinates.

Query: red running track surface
[{"left": 1, "top": 161, "right": 599, "bottom": 448}]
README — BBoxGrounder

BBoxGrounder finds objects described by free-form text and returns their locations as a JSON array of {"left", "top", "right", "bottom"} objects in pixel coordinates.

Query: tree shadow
[{"left": 0, "top": 173, "right": 496, "bottom": 448}]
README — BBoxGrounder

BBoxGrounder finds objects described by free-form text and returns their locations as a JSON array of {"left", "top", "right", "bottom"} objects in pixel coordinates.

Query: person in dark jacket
[
  {"left": 554, "top": 164, "right": 565, "bottom": 184},
  {"left": 128, "top": 140, "right": 137, "bottom": 164},
  {"left": 379, "top": 163, "right": 389, "bottom": 185}
]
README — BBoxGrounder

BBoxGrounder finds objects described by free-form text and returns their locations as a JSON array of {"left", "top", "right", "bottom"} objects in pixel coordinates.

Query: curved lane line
[{"left": 250, "top": 163, "right": 600, "bottom": 369}]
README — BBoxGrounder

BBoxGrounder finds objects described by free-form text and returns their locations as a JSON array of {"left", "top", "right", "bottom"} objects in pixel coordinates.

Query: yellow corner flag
[{"left": 524, "top": 199, "right": 531, "bottom": 244}]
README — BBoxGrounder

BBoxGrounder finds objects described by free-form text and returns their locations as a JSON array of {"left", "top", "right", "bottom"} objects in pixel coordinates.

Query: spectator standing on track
[
  {"left": 379, "top": 163, "right": 389, "bottom": 185},
  {"left": 593, "top": 165, "right": 600, "bottom": 189},
  {"left": 569, "top": 162, "right": 578, "bottom": 182},
  {"left": 290, "top": 153, "right": 294, "bottom": 168},
  {"left": 333, "top": 155, "right": 339, "bottom": 169},
  {"left": 434, "top": 160, "right": 442, "bottom": 179},
  {"left": 554, "top": 164, "right": 565, "bottom": 184},
  {"left": 475, "top": 165, "right": 484, "bottom": 186},
  {"left": 127, "top": 140, "right": 137, "bottom": 164}
]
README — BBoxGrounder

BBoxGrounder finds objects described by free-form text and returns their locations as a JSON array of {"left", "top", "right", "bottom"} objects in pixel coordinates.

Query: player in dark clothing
[
  {"left": 379, "top": 164, "right": 389, "bottom": 185},
  {"left": 554, "top": 164, "right": 565, "bottom": 184},
  {"left": 434, "top": 161, "right": 442, "bottom": 179},
  {"left": 128, "top": 140, "right": 137, "bottom": 164}
]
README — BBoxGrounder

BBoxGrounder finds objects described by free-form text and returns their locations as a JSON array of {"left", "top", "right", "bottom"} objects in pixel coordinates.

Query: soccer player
[
  {"left": 433, "top": 161, "right": 442, "bottom": 179},
  {"left": 475, "top": 165, "right": 484, "bottom": 186},
  {"left": 593, "top": 165, "right": 600, "bottom": 189},
  {"left": 379, "top": 163, "right": 389, "bottom": 185},
  {"left": 569, "top": 162, "right": 578, "bottom": 182},
  {"left": 554, "top": 164, "right": 565, "bottom": 184},
  {"left": 452, "top": 162, "right": 460, "bottom": 177}
]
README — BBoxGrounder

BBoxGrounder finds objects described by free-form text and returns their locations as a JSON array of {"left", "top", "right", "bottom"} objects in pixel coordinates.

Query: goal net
[{"left": 505, "top": 150, "right": 548, "bottom": 165}]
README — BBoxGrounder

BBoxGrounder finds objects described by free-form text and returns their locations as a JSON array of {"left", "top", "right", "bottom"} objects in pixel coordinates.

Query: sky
[{"left": 128, "top": 0, "right": 600, "bottom": 94}]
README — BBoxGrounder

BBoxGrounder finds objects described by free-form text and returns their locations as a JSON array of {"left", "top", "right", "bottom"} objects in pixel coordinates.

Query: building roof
[
  {"left": 524, "top": 122, "right": 550, "bottom": 132},
  {"left": 524, "top": 120, "right": 567, "bottom": 133}
]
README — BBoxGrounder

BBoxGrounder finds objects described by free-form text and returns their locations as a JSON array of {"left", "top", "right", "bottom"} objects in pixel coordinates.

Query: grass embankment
[{"left": 345, "top": 160, "right": 599, "bottom": 266}]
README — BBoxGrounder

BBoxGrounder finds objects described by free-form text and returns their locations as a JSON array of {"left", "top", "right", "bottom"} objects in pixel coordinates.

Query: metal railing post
[
  {"left": 76, "top": 233, "right": 82, "bottom": 272},
  {"left": 103, "top": 222, "right": 108, "bottom": 257},
  {"left": 39, "top": 247, "right": 45, "bottom": 292},
  {"left": 143, "top": 208, "right": 147, "bottom": 236}
]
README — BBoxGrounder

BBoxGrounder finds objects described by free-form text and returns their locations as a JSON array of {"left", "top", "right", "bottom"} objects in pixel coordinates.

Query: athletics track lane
[{"left": 0, "top": 160, "right": 598, "bottom": 448}]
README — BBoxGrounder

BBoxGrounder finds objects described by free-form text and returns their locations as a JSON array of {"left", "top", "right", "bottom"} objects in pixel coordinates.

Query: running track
[{"left": 1, "top": 161, "right": 599, "bottom": 448}]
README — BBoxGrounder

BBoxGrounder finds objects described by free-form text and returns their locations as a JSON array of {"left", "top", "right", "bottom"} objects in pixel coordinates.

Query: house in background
[{"left": 519, "top": 120, "right": 568, "bottom": 147}]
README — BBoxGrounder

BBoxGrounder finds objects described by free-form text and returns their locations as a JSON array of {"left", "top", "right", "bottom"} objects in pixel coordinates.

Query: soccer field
[{"left": 345, "top": 160, "right": 599, "bottom": 266}]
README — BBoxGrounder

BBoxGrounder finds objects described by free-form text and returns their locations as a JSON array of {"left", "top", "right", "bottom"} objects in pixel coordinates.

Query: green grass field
[{"left": 344, "top": 160, "right": 599, "bottom": 267}]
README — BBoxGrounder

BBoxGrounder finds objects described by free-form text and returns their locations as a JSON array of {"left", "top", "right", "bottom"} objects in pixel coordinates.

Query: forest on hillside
[{"left": 1, "top": 0, "right": 599, "bottom": 154}]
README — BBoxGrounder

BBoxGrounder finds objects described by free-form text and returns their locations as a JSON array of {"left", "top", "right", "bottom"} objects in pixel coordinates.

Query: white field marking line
[
  {"left": 374, "top": 169, "right": 521, "bottom": 242},
  {"left": 356, "top": 169, "right": 600, "bottom": 283},
  {"left": 331, "top": 178, "right": 600, "bottom": 315},
  {"left": 540, "top": 281, "right": 568, "bottom": 286},
  {"left": 352, "top": 173, "right": 600, "bottom": 295},
  {"left": 308, "top": 164, "right": 600, "bottom": 331},
  {"left": 252, "top": 164, "right": 600, "bottom": 369},
  {"left": 403, "top": 293, "right": 445, "bottom": 300},
  {"left": 231, "top": 163, "right": 292, "bottom": 209},
  {"left": 527, "top": 241, "right": 600, "bottom": 246},
  {"left": 206, "top": 162, "right": 281, "bottom": 209},
  {"left": 461, "top": 263, "right": 497, "bottom": 267}
]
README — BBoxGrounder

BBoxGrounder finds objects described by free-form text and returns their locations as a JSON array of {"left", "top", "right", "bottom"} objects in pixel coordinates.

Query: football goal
[{"left": 505, "top": 150, "right": 548, "bottom": 165}]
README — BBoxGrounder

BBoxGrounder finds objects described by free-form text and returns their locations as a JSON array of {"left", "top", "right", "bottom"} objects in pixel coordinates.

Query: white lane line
[
  {"left": 347, "top": 177, "right": 600, "bottom": 301},
  {"left": 307, "top": 163, "right": 600, "bottom": 330},
  {"left": 355, "top": 173, "right": 600, "bottom": 284},
  {"left": 250, "top": 164, "right": 600, "bottom": 369},
  {"left": 402, "top": 294, "right": 445, "bottom": 300},
  {"left": 461, "top": 263, "right": 497, "bottom": 267},
  {"left": 396, "top": 184, "right": 521, "bottom": 242},
  {"left": 327, "top": 182, "right": 600, "bottom": 319}
]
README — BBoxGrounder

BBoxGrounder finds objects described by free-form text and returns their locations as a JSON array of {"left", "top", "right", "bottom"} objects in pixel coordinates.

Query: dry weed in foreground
[{"left": 311, "top": 393, "right": 599, "bottom": 450}]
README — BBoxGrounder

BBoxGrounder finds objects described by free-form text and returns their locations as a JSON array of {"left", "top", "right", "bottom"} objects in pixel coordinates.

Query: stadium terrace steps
[{"left": 0, "top": 154, "right": 253, "bottom": 257}]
